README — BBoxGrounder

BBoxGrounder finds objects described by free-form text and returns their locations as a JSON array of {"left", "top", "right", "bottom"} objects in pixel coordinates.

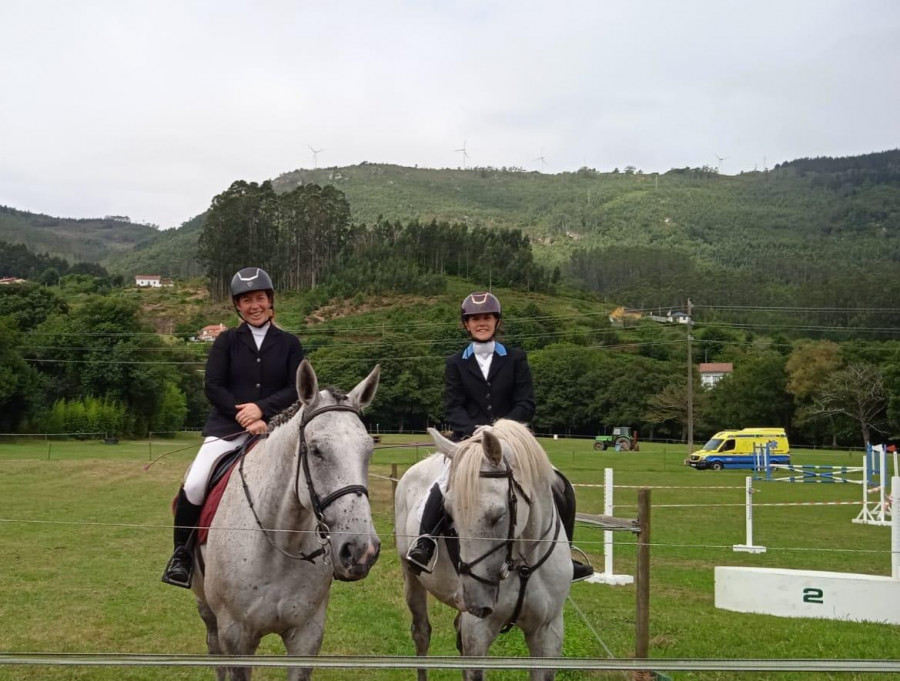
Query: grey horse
[
  {"left": 395, "top": 420, "right": 572, "bottom": 681},
  {"left": 193, "top": 359, "right": 381, "bottom": 680}
]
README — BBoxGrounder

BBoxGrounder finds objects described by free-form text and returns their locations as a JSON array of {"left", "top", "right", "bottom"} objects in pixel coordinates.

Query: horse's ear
[
  {"left": 428, "top": 427, "right": 457, "bottom": 460},
  {"left": 348, "top": 364, "right": 380, "bottom": 411},
  {"left": 296, "top": 359, "right": 319, "bottom": 405},
  {"left": 483, "top": 429, "right": 503, "bottom": 466}
]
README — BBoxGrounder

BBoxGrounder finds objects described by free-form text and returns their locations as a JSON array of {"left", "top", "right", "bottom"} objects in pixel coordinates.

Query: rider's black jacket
[
  {"left": 444, "top": 342, "right": 535, "bottom": 441},
  {"left": 202, "top": 323, "right": 304, "bottom": 438}
]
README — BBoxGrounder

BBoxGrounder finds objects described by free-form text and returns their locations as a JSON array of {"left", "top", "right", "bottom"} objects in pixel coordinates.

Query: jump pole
[
  {"left": 854, "top": 444, "right": 892, "bottom": 526},
  {"left": 733, "top": 476, "right": 766, "bottom": 554},
  {"left": 583, "top": 468, "right": 634, "bottom": 585},
  {"left": 893, "top": 475, "right": 899, "bottom": 579}
]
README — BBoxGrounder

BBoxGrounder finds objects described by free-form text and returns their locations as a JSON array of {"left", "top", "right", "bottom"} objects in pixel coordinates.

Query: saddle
[{"left": 196, "top": 436, "right": 260, "bottom": 545}]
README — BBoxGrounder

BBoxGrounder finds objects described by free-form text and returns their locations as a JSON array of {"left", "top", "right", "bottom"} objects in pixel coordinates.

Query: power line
[{"left": 22, "top": 340, "right": 692, "bottom": 366}]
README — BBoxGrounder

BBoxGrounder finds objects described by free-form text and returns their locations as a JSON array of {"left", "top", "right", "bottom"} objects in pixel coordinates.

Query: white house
[
  {"left": 198, "top": 324, "right": 228, "bottom": 342},
  {"left": 668, "top": 310, "right": 691, "bottom": 324},
  {"left": 135, "top": 274, "right": 162, "bottom": 288},
  {"left": 699, "top": 362, "right": 733, "bottom": 388}
]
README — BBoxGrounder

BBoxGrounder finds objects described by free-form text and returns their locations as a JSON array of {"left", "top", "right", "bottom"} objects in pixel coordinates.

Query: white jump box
[{"left": 715, "top": 566, "right": 900, "bottom": 625}]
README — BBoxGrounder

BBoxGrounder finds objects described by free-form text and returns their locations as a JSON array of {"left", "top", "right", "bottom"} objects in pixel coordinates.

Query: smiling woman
[{"left": 161, "top": 266, "right": 304, "bottom": 588}]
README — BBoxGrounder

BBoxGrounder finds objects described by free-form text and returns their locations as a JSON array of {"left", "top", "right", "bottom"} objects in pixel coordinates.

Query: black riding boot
[
  {"left": 406, "top": 483, "right": 445, "bottom": 574},
  {"left": 161, "top": 488, "right": 203, "bottom": 588},
  {"left": 553, "top": 471, "right": 594, "bottom": 582}
]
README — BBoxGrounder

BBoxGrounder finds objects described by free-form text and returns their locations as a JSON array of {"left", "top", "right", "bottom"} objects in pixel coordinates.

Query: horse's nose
[
  {"left": 468, "top": 606, "right": 493, "bottom": 619},
  {"left": 339, "top": 536, "right": 381, "bottom": 570}
]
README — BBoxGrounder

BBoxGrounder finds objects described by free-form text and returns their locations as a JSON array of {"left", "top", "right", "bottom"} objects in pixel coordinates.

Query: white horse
[
  {"left": 193, "top": 359, "right": 381, "bottom": 680},
  {"left": 395, "top": 420, "right": 572, "bottom": 681}
]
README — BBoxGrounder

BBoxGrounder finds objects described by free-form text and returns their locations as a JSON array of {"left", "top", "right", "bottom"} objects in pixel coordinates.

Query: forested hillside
[
  {"left": 2, "top": 151, "right": 899, "bottom": 445},
  {"left": 108, "top": 150, "right": 900, "bottom": 316},
  {"left": 2, "top": 274, "right": 898, "bottom": 449},
  {"left": 0, "top": 205, "right": 157, "bottom": 263}
]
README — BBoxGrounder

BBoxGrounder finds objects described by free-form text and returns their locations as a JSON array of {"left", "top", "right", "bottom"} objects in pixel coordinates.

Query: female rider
[
  {"left": 162, "top": 267, "right": 304, "bottom": 587},
  {"left": 405, "top": 291, "right": 593, "bottom": 581}
]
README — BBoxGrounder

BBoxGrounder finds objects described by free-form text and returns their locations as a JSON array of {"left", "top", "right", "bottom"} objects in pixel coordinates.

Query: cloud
[{"left": 0, "top": 0, "right": 897, "bottom": 227}]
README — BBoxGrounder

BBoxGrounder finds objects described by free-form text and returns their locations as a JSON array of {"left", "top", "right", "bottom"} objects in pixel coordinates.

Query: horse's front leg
[
  {"left": 404, "top": 570, "right": 432, "bottom": 681},
  {"left": 458, "top": 613, "right": 502, "bottom": 681},
  {"left": 196, "top": 598, "right": 226, "bottom": 681},
  {"left": 523, "top": 613, "right": 565, "bottom": 681},
  {"left": 217, "top": 615, "right": 262, "bottom": 681},
  {"left": 281, "top": 598, "right": 329, "bottom": 681}
]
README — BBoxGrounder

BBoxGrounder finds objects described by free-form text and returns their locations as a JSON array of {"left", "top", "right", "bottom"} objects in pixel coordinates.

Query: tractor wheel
[
  {"left": 615, "top": 437, "right": 632, "bottom": 451},
  {"left": 594, "top": 442, "right": 604, "bottom": 451}
]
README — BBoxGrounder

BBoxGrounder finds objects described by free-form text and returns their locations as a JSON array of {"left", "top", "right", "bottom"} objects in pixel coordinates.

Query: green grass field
[{"left": 0, "top": 434, "right": 896, "bottom": 680}]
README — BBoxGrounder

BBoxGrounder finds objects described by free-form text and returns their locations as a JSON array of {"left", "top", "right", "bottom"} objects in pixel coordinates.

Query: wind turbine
[
  {"left": 533, "top": 148, "right": 547, "bottom": 173},
  {"left": 455, "top": 140, "right": 469, "bottom": 169},
  {"left": 309, "top": 145, "right": 324, "bottom": 170},
  {"left": 714, "top": 154, "right": 728, "bottom": 174}
]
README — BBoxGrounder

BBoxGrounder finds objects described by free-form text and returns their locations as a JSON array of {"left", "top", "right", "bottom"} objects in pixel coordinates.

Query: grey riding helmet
[
  {"left": 460, "top": 292, "right": 501, "bottom": 320},
  {"left": 230, "top": 267, "right": 275, "bottom": 313}
]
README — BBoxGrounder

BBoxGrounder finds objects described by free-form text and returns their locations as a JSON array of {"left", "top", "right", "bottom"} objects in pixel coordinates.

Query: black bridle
[
  {"left": 455, "top": 460, "right": 562, "bottom": 634},
  {"left": 240, "top": 402, "right": 367, "bottom": 563},
  {"left": 456, "top": 462, "right": 530, "bottom": 587}
]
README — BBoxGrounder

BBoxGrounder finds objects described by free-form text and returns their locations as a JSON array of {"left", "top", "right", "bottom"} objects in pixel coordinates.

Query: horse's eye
[{"left": 489, "top": 510, "right": 506, "bottom": 527}]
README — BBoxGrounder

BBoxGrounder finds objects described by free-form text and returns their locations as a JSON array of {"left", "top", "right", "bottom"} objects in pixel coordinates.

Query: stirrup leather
[{"left": 406, "top": 535, "right": 439, "bottom": 574}]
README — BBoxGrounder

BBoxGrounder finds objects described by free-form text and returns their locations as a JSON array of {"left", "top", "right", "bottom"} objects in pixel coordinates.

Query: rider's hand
[
  {"left": 235, "top": 403, "right": 263, "bottom": 428},
  {"left": 245, "top": 419, "right": 268, "bottom": 435}
]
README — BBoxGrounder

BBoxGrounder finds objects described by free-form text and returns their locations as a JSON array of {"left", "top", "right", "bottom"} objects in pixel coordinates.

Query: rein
[
  {"left": 455, "top": 460, "right": 562, "bottom": 634},
  {"left": 239, "top": 402, "right": 365, "bottom": 563}
]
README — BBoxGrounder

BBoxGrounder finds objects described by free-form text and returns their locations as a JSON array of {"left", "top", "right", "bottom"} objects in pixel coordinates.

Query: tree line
[
  {"left": 197, "top": 180, "right": 552, "bottom": 302},
  {"left": 197, "top": 180, "right": 353, "bottom": 300}
]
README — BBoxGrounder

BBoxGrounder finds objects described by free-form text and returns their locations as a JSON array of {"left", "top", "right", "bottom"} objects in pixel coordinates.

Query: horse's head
[
  {"left": 429, "top": 421, "right": 551, "bottom": 618},
  {"left": 295, "top": 359, "right": 382, "bottom": 582}
]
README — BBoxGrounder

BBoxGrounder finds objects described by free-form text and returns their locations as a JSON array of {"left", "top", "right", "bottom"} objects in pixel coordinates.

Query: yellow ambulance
[{"left": 685, "top": 428, "right": 790, "bottom": 470}]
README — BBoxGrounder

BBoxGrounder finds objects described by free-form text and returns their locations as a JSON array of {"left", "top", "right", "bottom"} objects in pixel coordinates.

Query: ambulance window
[{"left": 720, "top": 439, "right": 736, "bottom": 452}]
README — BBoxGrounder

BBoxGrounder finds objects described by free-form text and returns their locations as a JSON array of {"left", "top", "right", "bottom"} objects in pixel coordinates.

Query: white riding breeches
[{"left": 183, "top": 434, "right": 249, "bottom": 505}]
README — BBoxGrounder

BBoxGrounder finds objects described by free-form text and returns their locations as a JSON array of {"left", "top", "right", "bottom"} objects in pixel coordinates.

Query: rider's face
[
  {"left": 464, "top": 314, "right": 498, "bottom": 342},
  {"left": 236, "top": 290, "right": 272, "bottom": 327}
]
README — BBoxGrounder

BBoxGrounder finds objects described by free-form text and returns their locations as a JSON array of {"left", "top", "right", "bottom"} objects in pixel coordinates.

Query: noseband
[{"left": 240, "top": 402, "right": 367, "bottom": 563}]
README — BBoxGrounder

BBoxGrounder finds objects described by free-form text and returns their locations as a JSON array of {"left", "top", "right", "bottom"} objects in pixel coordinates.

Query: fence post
[{"left": 634, "top": 488, "right": 651, "bottom": 681}]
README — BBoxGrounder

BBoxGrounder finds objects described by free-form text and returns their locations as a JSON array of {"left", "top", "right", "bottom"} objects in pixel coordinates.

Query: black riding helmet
[
  {"left": 460, "top": 292, "right": 501, "bottom": 321},
  {"left": 230, "top": 267, "right": 275, "bottom": 322}
]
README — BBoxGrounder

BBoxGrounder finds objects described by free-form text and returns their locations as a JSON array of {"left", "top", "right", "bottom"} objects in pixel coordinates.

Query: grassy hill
[
  {"left": 0, "top": 205, "right": 158, "bottom": 264},
  {"left": 9, "top": 150, "right": 900, "bottom": 298}
]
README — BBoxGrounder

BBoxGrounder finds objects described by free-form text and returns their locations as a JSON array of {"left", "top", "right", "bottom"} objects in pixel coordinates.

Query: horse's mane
[
  {"left": 266, "top": 387, "right": 349, "bottom": 432},
  {"left": 448, "top": 419, "right": 554, "bottom": 527}
]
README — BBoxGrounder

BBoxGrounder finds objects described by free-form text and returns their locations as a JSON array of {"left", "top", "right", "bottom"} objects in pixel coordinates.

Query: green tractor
[{"left": 594, "top": 426, "right": 639, "bottom": 452}]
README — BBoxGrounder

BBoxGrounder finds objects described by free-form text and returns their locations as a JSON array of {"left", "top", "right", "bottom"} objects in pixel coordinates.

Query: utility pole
[{"left": 686, "top": 298, "right": 694, "bottom": 456}]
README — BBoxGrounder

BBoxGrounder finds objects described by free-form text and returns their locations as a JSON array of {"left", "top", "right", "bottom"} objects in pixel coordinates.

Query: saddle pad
[{"left": 198, "top": 466, "right": 236, "bottom": 546}]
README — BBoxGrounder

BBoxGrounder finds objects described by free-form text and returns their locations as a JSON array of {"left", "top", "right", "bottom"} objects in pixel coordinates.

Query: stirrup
[
  {"left": 161, "top": 549, "right": 194, "bottom": 589},
  {"left": 406, "top": 535, "right": 438, "bottom": 575},
  {"left": 571, "top": 546, "right": 594, "bottom": 583}
]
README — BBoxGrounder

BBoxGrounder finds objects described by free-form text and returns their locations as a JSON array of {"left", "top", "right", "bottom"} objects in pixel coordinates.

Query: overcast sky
[{"left": 1, "top": 1, "right": 898, "bottom": 229}]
